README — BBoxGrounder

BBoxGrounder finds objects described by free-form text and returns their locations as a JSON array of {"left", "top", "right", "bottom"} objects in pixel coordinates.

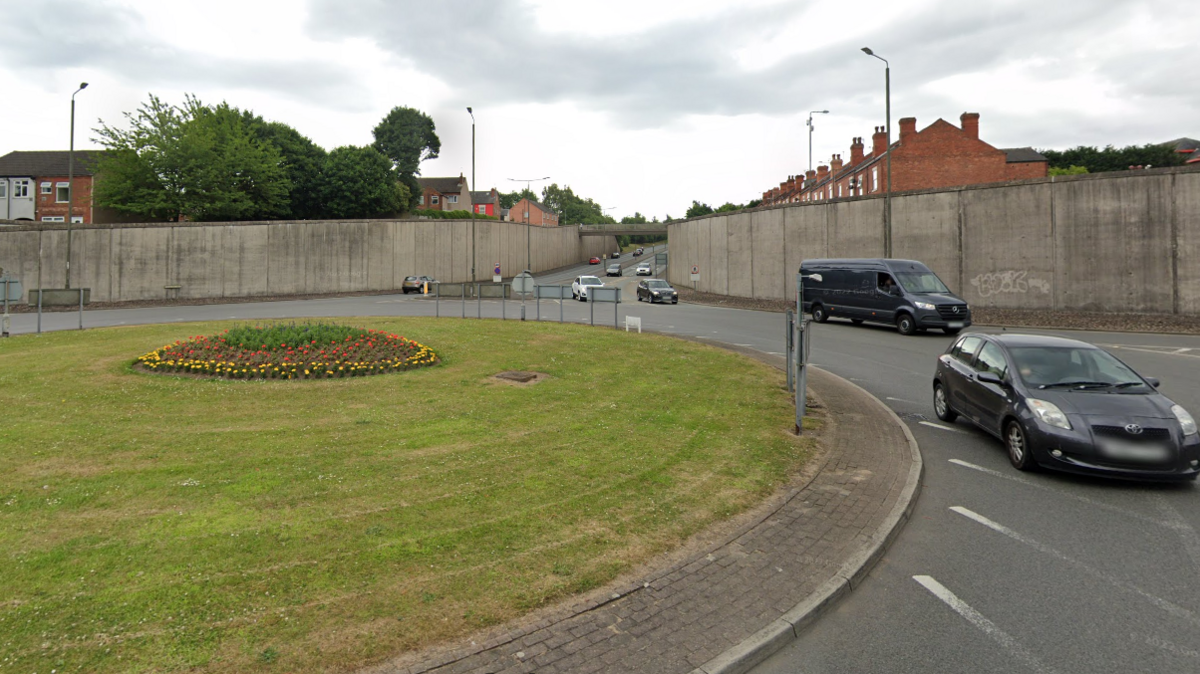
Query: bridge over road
[{"left": 578, "top": 223, "right": 667, "bottom": 237}]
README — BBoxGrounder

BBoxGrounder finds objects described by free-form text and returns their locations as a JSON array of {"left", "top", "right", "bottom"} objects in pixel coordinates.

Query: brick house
[
  {"left": 762, "top": 113, "right": 1048, "bottom": 205},
  {"left": 0, "top": 150, "right": 104, "bottom": 223},
  {"left": 469, "top": 189, "right": 501, "bottom": 217},
  {"left": 508, "top": 198, "right": 559, "bottom": 226},
  {"left": 416, "top": 175, "right": 471, "bottom": 211}
]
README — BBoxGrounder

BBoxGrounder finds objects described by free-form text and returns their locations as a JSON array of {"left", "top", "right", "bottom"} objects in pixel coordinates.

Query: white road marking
[
  {"left": 919, "top": 421, "right": 964, "bottom": 433},
  {"left": 1132, "top": 632, "right": 1200, "bottom": 658},
  {"left": 886, "top": 396, "right": 919, "bottom": 404},
  {"left": 734, "top": 343, "right": 754, "bottom": 347},
  {"left": 767, "top": 351, "right": 785, "bottom": 356},
  {"left": 912, "top": 575, "right": 1060, "bottom": 674},
  {"left": 947, "top": 459, "right": 1172, "bottom": 529},
  {"left": 1152, "top": 496, "right": 1200, "bottom": 576},
  {"left": 949, "top": 506, "right": 1200, "bottom": 627}
]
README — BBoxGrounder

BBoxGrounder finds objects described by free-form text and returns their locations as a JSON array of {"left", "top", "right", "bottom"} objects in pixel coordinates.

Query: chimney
[
  {"left": 816, "top": 165, "right": 829, "bottom": 181},
  {"left": 899, "top": 117, "right": 916, "bottom": 141},
  {"left": 872, "top": 126, "right": 888, "bottom": 156},
  {"left": 850, "top": 136, "right": 865, "bottom": 165},
  {"left": 830, "top": 154, "right": 844, "bottom": 174},
  {"left": 960, "top": 112, "right": 979, "bottom": 140}
]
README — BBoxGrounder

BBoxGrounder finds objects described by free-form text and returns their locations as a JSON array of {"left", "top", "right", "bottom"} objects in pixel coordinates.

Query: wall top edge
[{"left": 0, "top": 217, "right": 573, "bottom": 233}]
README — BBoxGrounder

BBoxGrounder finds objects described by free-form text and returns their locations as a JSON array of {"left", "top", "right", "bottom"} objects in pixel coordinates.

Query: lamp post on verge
[
  {"left": 861, "top": 47, "right": 891, "bottom": 258},
  {"left": 466, "top": 107, "right": 476, "bottom": 282},
  {"left": 66, "top": 82, "right": 88, "bottom": 290},
  {"left": 508, "top": 176, "right": 550, "bottom": 272},
  {"left": 806, "top": 110, "right": 828, "bottom": 173}
]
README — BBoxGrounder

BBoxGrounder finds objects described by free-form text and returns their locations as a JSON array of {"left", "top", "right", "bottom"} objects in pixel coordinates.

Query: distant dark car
[
  {"left": 637, "top": 279, "right": 678, "bottom": 304},
  {"left": 402, "top": 275, "right": 437, "bottom": 293},
  {"left": 589, "top": 257, "right": 601, "bottom": 265},
  {"left": 606, "top": 263, "right": 622, "bottom": 277},
  {"left": 612, "top": 251, "right": 621, "bottom": 258},
  {"left": 933, "top": 332, "right": 1199, "bottom": 481},
  {"left": 635, "top": 247, "right": 644, "bottom": 257}
]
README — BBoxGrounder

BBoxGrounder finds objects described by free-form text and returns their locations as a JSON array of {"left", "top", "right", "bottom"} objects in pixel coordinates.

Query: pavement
[{"left": 363, "top": 361, "right": 922, "bottom": 674}]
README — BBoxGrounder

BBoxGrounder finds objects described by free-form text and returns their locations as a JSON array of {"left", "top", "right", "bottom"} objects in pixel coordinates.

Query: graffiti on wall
[{"left": 970, "top": 270, "right": 1051, "bottom": 297}]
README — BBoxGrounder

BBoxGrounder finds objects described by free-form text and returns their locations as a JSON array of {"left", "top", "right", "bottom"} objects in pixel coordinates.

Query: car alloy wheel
[
  {"left": 1006, "top": 420, "right": 1036, "bottom": 471},
  {"left": 933, "top": 384, "right": 958, "bottom": 422}
]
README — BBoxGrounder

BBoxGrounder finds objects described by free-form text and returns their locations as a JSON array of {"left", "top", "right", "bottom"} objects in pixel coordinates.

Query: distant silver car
[
  {"left": 606, "top": 263, "right": 622, "bottom": 277},
  {"left": 635, "top": 263, "right": 652, "bottom": 276}
]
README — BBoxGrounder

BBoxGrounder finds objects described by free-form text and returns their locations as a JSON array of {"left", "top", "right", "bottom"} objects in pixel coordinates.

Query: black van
[{"left": 800, "top": 258, "right": 971, "bottom": 335}]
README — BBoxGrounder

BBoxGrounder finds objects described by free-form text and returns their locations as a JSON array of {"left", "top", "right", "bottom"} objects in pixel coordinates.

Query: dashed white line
[
  {"left": 1133, "top": 632, "right": 1200, "bottom": 658},
  {"left": 886, "top": 396, "right": 919, "bottom": 404},
  {"left": 913, "top": 575, "right": 1060, "bottom": 674},
  {"left": 1152, "top": 496, "right": 1200, "bottom": 576},
  {"left": 734, "top": 343, "right": 754, "bottom": 347},
  {"left": 949, "top": 506, "right": 1200, "bottom": 627},
  {"left": 918, "top": 420, "right": 964, "bottom": 433}
]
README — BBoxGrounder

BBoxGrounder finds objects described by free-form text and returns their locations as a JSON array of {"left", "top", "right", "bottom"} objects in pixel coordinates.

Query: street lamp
[
  {"left": 66, "top": 81, "right": 88, "bottom": 289},
  {"left": 861, "top": 47, "right": 892, "bottom": 258},
  {"left": 508, "top": 176, "right": 550, "bottom": 272},
  {"left": 806, "top": 110, "right": 828, "bottom": 173},
  {"left": 466, "top": 107, "right": 475, "bottom": 281}
]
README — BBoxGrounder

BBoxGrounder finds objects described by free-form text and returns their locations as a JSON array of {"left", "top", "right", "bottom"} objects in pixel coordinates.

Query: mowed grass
[{"left": 0, "top": 318, "right": 816, "bottom": 673}]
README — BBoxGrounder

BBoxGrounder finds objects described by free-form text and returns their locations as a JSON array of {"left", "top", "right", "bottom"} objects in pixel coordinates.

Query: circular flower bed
[{"left": 136, "top": 323, "right": 438, "bottom": 380}]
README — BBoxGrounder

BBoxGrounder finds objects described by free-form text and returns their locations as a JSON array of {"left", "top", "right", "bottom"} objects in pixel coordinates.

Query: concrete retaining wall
[
  {"left": 669, "top": 166, "right": 1200, "bottom": 315},
  {"left": 0, "top": 219, "right": 616, "bottom": 303}
]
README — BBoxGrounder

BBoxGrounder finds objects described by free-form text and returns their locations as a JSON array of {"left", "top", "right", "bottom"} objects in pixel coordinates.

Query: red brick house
[
  {"left": 0, "top": 150, "right": 104, "bottom": 223},
  {"left": 762, "top": 113, "right": 1048, "bottom": 205},
  {"left": 416, "top": 175, "right": 471, "bottom": 211},
  {"left": 508, "top": 198, "right": 559, "bottom": 226},
  {"left": 469, "top": 189, "right": 501, "bottom": 217}
]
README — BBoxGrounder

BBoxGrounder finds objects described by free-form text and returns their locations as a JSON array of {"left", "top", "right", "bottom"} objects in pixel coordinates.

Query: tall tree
[
  {"left": 317, "top": 146, "right": 407, "bottom": 219},
  {"left": 499, "top": 187, "right": 537, "bottom": 209},
  {"left": 685, "top": 201, "right": 714, "bottom": 218},
  {"left": 244, "top": 114, "right": 328, "bottom": 220},
  {"left": 372, "top": 106, "right": 440, "bottom": 209},
  {"left": 1038, "top": 144, "right": 1186, "bottom": 173},
  {"left": 540, "top": 183, "right": 613, "bottom": 225}
]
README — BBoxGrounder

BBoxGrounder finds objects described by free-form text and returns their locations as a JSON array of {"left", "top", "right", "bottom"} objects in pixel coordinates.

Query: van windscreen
[{"left": 895, "top": 272, "right": 950, "bottom": 294}]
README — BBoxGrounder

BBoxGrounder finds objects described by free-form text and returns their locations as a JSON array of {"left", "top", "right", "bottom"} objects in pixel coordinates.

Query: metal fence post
[
  {"left": 2, "top": 278, "right": 9, "bottom": 337},
  {"left": 37, "top": 288, "right": 42, "bottom": 335},
  {"left": 785, "top": 309, "right": 794, "bottom": 393},
  {"left": 536, "top": 287, "right": 540, "bottom": 321},
  {"left": 477, "top": 283, "right": 481, "bottom": 319},
  {"left": 560, "top": 289, "right": 564, "bottom": 323},
  {"left": 461, "top": 283, "right": 465, "bottom": 318},
  {"left": 502, "top": 286, "right": 506, "bottom": 320},
  {"left": 614, "top": 288, "right": 620, "bottom": 330},
  {"left": 589, "top": 294, "right": 594, "bottom": 326},
  {"left": 435, "top": 283, "right": 440, "bottom": 318},
  {"left": 78, "top": 288, "right": 83, "bottom": 330}
]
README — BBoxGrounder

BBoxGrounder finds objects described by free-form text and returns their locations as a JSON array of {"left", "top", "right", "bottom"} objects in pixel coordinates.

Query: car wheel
[
  {"left": 1005, "top": 420, "right": 1037, "bottom": 471},
  {"left": 811, "top": 304, "right": 829, "bottom": 323},
  {"left": 896, "top": 313, "right": 916, "bottom": 336},
  {"left": 933, "top": 383, "right": 958, "bottom": 422},
  {"left": 944, "top": 328, "right": 962, "bottom": 336}
]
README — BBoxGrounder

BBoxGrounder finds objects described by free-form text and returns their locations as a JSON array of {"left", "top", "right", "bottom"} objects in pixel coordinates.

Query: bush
[{"left": 417, "top": 209, "right": 498, "bottom": 220}]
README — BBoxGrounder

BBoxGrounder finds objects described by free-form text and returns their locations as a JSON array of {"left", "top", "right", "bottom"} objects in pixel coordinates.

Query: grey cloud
[{"left": 0, "top": 0, "right": 372, "bottom": 112}]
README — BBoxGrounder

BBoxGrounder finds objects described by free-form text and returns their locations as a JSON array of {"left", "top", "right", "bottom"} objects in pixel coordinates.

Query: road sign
[
  {"left": 512, "top": 271, "right": 535, "bottom": 294},
  {"left": 493, "top": 262, "right": 502, "bottom": 284},
  {"left": 690, "top": 265, "right": 700, "bottom": 282},
  {"left": 655, "top": 253, "right": 667, "bottom": 265}
]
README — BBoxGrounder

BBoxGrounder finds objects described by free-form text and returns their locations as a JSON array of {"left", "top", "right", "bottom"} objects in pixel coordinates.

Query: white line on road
[
  {"left": 1152, "top": 496, "right": 1200, "bottom": 576},
  {"left": 1132, "top": 632, "right": 1200, "bottom": 658},
  {"left": 918, "top": 420, "right": 964, "bottom": 433},
  {"left": 947, "top": 459, "right": 1173, "bottom": 529},
  {"left": 734, "top": 343, "right": 754, "bottom": 347},
  {"left": 886, "top": 396, "right": 920, "bottom": 404},
  {"left": 912, "top": 575, "right": 1060, "bottom": 674},
  {"left": 949, "top": 506, "right": 1200, "bottom": 627}
]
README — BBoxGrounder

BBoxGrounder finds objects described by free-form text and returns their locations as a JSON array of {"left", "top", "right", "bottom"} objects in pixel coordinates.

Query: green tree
[
  {"left": 499, "top": 188, "right": 537, "bottom": 209},
  {"left": 1048, "top": 165, "right": 1089, "bottom": 176},
  {"left": 318, "top": 146, "right": 407, "bottom": 219},
  {"left": 1038, "top": 144, "right": 1185, "bottom": 173},
  {"left": 245, "top": 115, "right": 328, "bottom": 219},
  {"left": 685, "top": 201, "right": 714, "bottom": 218},
  {"left": 714, "top": 202, "right": 741, "bottom": 213},
  {"left": 372, "top": 107, "right": 440, "bottom": 210},
  {"left": 540, "top": 183, "right": 612, "bottom": 225},
  {"left": 93, "top": 95, "right": 291, "bottom": 222}
]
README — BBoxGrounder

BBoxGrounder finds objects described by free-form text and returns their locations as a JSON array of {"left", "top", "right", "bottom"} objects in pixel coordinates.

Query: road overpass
[{"left": 577, "top": 224, "right": 668, "bottom": 236}]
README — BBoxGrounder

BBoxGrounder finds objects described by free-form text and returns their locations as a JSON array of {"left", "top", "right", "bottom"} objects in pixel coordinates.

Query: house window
[
  {"left": 0, "top": 182, "right": 6, "bottom": 199},
  {"left": 872, "top": 168, "right": 879, "bottom": 192},
  {"left": 447, "top": 195, "right": 458, "bottom": 203},
  {"left": 419, "top": 194, "right": 425, "bottom": 204},
  {"left": 56, "top": 182, "right": 70, "bottom": 203},
  {"left": 13, "top": 180, "right": 29, "bottom": 198},
  {"left": 71, "top": 216, "right": 83, "bottom": 224},
  {"left": 41, "top": 216, "right": 65, "bottom": 222},
  {"left": 837, "top": 184, "right": 843, "bottom": 198},
  {"left": 477, "top": 205, "right": 486, "bottom": 214},
  {"left": 40, "top": 182, "right": 52, "bottom": 195},
  {"left": 431, "top": 195, "right": 439, "bottom": 204}
]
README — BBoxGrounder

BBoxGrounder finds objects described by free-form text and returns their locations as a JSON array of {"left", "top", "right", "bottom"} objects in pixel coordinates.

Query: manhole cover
[{"left": 494, "top": 371, "right": 542, "bottom": 383}]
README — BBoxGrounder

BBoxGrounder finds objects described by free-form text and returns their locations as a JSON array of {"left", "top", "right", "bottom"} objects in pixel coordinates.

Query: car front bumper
[
  {"left": 914, "top": 309, "right": 971, "bottom": 329},
  {"left": 1026, "top": 420, "right": 1200, "bottom": 481}
]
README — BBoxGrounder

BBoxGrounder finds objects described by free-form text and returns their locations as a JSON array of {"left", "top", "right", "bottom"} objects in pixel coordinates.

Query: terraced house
[{"left": 0, "top": 150, "right": 104, "bottom": 223}]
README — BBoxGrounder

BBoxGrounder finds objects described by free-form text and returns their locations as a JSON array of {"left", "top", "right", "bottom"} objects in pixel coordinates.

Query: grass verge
[{"left": 0, "top": 318, "right": 818, "bottom": 673}]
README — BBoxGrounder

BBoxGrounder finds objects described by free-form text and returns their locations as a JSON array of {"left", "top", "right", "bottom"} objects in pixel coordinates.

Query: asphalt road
[{"left": 6, "top": 246, "right": 1200, "bottom": 673}]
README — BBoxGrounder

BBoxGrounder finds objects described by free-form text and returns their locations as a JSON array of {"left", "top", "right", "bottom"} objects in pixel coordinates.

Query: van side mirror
[{"left": 890, "top": 285, "right": 903, "bottom": 296}]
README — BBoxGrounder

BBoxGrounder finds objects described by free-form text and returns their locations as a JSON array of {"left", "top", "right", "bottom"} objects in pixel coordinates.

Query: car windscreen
[
  {"left": 647, "top": 280, "right": 670, "bottom": 289},
  {"left": 1008, "top": 346, "right": 1148, "bottom": 390},
  {"left": 895, "top": 272, "right": 950, "bottom": 294},
  {"left": 581, "top": 277, "right": 603, "bottom": 285}
]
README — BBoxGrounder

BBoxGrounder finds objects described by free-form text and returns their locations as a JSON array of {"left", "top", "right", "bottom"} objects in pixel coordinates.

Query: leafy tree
[
  {"left": 372, "top": 107, "right": 440, "bottom": 209},
  {"left": 245, "top": 115, "right": 328, "bottom": 219},
  {"left": 499, "top": 188, "right": 537, "bottom": 209},
  {"left": 685, "top": 201, "right": 714, "bottom": 218},
  {"left": 745, "top": 199, "right": 762, "bottom": 208},
  {"left": 1048, "top": 165, "right": 1089, "bottom": 176},
  {"left": 540, "top": 183, "right": 613, "bottom": 225},
  {"left": 714, "top": 202, "right": 742, "bottom": 213},
  {"left": 317, "top": 146, "right": 406, "bottom": 219},
  {"left": 1038, "top": 144, "right": 1185, "bottom": 173},
  {"left": 93, "top": 95, "right": 290, "bottom": 222}
]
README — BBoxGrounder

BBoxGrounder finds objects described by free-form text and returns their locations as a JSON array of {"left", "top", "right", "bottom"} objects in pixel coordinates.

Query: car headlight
[
  {"left": 1028, "top": 399, "right": 1071, "bottom": 430},
  {"left": 1172, "top": 404, "right": 1197, "bottom": 436},
  {"left": 914, "top": 301, "right": 936, "bottom": 311},
  {"left": 652, "top": 292, "right": 660, "bottom": 296}
]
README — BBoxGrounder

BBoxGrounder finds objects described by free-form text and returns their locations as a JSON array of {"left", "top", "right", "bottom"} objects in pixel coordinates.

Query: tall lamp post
[
  {"left": 508, "top": 176, "right": 550, "bottom": 272},
  {"left": 806, "top": 110, "right": 828, "bottom": 173},
  {"left": 66, "top": 81, "right": 88, "bottom": 289},
  {"left": 466, "top": 107, "right": 476, "bottom": 282},
  {"left": 861, "top": 47, "right": 892, "bottom": 258}
]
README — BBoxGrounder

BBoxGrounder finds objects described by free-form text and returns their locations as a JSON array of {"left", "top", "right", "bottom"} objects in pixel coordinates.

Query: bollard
[{"left": 521, "top": 305, "right": 525, "bottom": 321}]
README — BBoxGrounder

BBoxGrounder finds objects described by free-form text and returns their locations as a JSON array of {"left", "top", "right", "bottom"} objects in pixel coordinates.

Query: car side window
[
  {"left": 974, "top": 342, "right": 1008, "bottom": 378},
  {"left": 953, "top": 336, "right": 983, "bottom": 364}
]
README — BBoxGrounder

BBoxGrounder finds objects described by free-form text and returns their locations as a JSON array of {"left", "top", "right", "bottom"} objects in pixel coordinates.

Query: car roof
[
  {"left": 799, "top": 258, "right": 931, "bottom": 273},
  {"left": 970, "top": 332, "right": 1101, "bottom": 349}
]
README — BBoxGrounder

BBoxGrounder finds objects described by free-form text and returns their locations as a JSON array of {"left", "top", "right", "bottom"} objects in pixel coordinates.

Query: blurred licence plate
[
  {"left": 1100, "top": 440, "right": 1169, "bottom": 462},
  {"left": 946, "top": 321, "right": 964, "bottom": 328}
]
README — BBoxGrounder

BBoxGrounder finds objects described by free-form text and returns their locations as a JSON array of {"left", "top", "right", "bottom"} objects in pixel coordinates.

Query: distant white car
[
  {"left": 572, "top": 275, "right": 605, "bottom": 301},
  {"left": 635, "top": 263, "right": 652, "bottom": 276}
]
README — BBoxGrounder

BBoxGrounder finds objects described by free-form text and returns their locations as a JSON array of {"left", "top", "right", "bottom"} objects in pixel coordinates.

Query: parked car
[
  {"left": 635, "top": 263, "right": 652, "bottom": 276},
  {"left": 801, "top": 258, "right": 970, "bottom": 335},
  {"left": 637, "top": 279, "right": 678, "bottom": 304},
  {"left": 933, "top": 332, "right": 1199, "bottom": 481},
  {"left": 572, "top": 275, "right": 605, "bottom": 301},
  {"left": 606, "top": 263, "right": 622, "bottom": 277},
  {"left": 402, "top": 275, "right": 437, "bottom": 293},
  {"left": 589, "top": 257, "right": 601, "bottom": 265},
  {"left": 634, "top": 247, "right": 644, "bottom": 257}
]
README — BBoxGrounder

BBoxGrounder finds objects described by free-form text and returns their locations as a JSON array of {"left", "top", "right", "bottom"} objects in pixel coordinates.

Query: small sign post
[
  {"left": 493, "top": 263, "right": 502, "bottom": 284},
  {"left": 690, "top": 265, "right": 700, "bottom": 291}
]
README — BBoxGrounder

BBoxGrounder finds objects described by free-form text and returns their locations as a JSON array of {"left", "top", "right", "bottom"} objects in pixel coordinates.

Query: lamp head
[
  {"left": 861, "top": 47, "right": 873, "bottom": 55},
  {"left": 466, "top": 106, "right": 472, "bottom": 114},
  {"left": 79, "top": 82, "right": 89, "bottom": 90},
  {"left": 819, "top": 109, "right": 829, "bottom": 114}
]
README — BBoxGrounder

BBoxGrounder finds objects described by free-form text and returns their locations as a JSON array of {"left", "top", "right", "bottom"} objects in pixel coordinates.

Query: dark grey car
[
  {"left": 637, "top": 279, "right": 677, "bottom": 304},
  {"left": 932, "top": 332, "right": 1200, "bottom": 480}
]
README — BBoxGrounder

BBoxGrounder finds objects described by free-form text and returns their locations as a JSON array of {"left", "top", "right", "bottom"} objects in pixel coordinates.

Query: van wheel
[
  {"left": 944, "top": 328, "right": 962, "bottom": 336},
  {"left": 896, "top": 313, "right": 916, "bottom": 336},
  {"left": 811, "top": 305, "right": 829, "bottom": 323}
]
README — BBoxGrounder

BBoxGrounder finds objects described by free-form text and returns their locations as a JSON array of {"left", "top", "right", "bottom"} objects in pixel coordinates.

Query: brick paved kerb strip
[{"left": 365, "top": 347, "right": 922, "bottom": 674}]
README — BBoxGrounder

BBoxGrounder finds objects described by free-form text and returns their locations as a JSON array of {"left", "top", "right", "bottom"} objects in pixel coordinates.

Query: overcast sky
[{"left": 2, "top": 0, "right": 1196, "bottom": 220}]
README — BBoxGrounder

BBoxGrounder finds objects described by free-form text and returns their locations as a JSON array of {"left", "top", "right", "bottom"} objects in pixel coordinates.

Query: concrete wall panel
[
  {"left": 892, "top": 192, "right": 962, "bottom": 292},
  {"left": 828, "top": 200, "right": 884, "bottom": 259},
  {"left": 1175, "top": 172, "right": 1200, "bottom": 314},
  {"left": 171, "top": 226, "right": 225, "bottom": 299},
  {"left": 725, "top": 212, "right": 753, "bottom": 298},
  {"left": 750, "top": 209, "right": 785, "bottom": 299},
  {"left": 112, "top": 228, "right": 170, "bottom": 300},
  {"left": 961, "top": 183, "right": 1054, "bottom": 309},
  {"left": 223, "top": 225, "right": 269, "bottom": 298},
  {"left": 784, "top": 205, "right": 827, "bottom": 304},
  {"left": 708, "top": 216, "right": 728, "bottom": 296}
]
